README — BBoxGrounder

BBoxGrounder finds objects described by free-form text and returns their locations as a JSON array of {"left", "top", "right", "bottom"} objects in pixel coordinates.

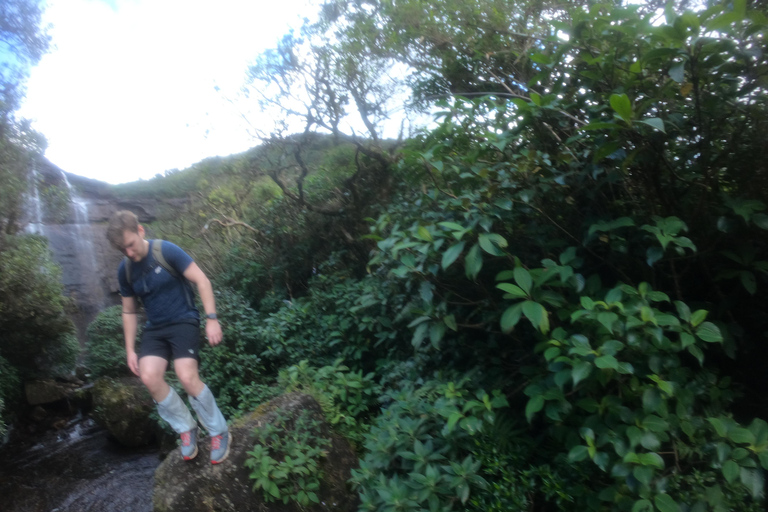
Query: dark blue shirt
[{"left": 118, "top": 240, "right": 199, "bottom": 327}]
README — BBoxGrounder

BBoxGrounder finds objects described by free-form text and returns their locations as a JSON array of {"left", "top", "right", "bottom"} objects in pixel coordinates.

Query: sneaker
[
  {"left": 180, "top": 427, "right": 198, "bottom": 461},
  {"left": 210, "top": 431, "right": 232, "bottom": 464}
]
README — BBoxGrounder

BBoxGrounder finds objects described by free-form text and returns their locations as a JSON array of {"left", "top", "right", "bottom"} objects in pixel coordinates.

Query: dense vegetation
[
  {"left": 2, "top": 0, "right": 765, "bottom": 510},
  {"left": 90, "top": 1, "right": 768, "bottom": 510},
  {"left": 0, "top": 0, "right": 79, "bottom": 436}
]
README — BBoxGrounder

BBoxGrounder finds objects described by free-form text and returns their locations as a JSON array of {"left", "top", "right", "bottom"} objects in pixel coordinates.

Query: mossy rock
[
  {"left": 153, "top": 392, "right": 359, "bottom": 512},
  {"left": 92, "top": 377, "right": 156, "bottom": 447}
]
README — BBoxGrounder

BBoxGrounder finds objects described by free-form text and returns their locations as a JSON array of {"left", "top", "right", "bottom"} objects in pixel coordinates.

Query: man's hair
[{"left": 106, "top": 210, "right": 140, "bottom": 248}]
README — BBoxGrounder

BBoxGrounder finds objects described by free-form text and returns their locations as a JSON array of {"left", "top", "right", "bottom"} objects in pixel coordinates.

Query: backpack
[
  {"left": 123, "top": 239, "right": 196, "bottom": 311},
  {"left": 123, "top": 239, "right": 180, "bottom": 283}
]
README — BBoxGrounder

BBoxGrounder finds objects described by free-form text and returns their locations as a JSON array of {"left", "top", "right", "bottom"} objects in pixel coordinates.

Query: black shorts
[{"left": 139, "top": 321, "right": 200, "bottom": 362}]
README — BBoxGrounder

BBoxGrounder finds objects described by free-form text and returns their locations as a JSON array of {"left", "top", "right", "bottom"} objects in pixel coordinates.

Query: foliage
[
  {"left": 245, "top": 408, "right": 331, "bottom": 507},
  {"left": 350, "top": 376, "right": 509, "bottom": 512},
  {"left": 0, "top": 235, "right": 73, "bottom": 375},
  {"left": 102, "top": 0, "right": 768, "bottom": 510},
  {"left": 85, "top": 305, "right": 139, "bottom": 378},
  {"left": 197, "top": 288, "right": 276, "bottom": 419},
  {"left": 278, "top": 359, "right": 380, "bottom": 445},
  {"left": 0, "top": 354, "right": 20, "bottom": 436}
]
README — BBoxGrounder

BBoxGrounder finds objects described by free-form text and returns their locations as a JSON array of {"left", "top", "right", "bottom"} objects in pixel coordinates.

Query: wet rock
[
  {"left": 25, "top": 379, "right": 78, "bottom": 405},
  {"left": 92, "top": 377, "right": 156, "bottom": 447},
  {"left": 153, "top": 392, "right": 359, "bottom": 512},
  {"left": 31, "top": 406, "right": 48, "bottom": 422}
]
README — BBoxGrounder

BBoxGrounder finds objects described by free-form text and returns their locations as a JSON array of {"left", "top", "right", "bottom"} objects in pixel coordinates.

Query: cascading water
[
  {"left": 25, "top": 165, "right": 45, "bottom": 235},
  {"left": 24, "top": 165, "right": 111, "bottom": 343}
]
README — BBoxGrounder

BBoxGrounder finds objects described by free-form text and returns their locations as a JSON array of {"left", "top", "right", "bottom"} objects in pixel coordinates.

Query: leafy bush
[
  {"left": 0, "top": 234, "right": 74, "bottom": 376},
  {"left": 198, "top": 288, "right": 274, "bottom": 419},
  {"left": 85, "top": 305, "right": 139, "bottom": 378},
  {"left": 245, "top": 408, "right": 331, "bottom": 506},
  {"left": 350, "top": 377, "right": 509, "bottom": 511},
  {"left": 278, "top": 359, "right": 380, "bottom": 446},
  {"left": 0, "top": 354, "right": 20, "bottom": 437},
  {"left": 40, "top": 331, "right": 80, "bottom": 378}
]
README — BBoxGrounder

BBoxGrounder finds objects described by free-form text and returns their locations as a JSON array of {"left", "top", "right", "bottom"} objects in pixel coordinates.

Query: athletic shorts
[{"left": 139, "top": 321, "right": 200, "bottom": 362}]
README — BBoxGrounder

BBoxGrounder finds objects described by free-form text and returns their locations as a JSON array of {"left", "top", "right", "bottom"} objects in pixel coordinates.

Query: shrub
[
  {"left": 86, "top": 305, "right": 139, "bottom": 378},
  {"left": 245, "top": 408, "right": 331, "bottom": 507},
  {"left": 198, "top": 288, "right": 273, "bottom": 419},
  {"left": 0, "top": 354, "right": 20, "bottom": 437},
  {"left": 350, "top": 376, "right": 509, "bottom": 512},
  {"left": 278, "top": 359, "right": 380, "bottom": 446}
]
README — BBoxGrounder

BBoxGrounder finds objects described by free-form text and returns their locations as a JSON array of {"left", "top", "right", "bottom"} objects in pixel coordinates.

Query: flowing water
[
  {"left": 0, "top": 415, "right": 160, "bottom": 512},
  {"left": 6, "top": 167, "right": 159, "bottom": 511}
]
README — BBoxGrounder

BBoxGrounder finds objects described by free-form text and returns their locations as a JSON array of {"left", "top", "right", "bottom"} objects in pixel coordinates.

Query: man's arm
[
  {"left": 183, "top": 262, "right": 223, "bottom": 346},
  {"left": 122, "top": 296, "right": 140, "bottom": 376}
]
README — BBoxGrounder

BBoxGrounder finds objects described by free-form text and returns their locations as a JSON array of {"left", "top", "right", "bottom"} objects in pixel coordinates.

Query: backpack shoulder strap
[
  {"left": 152, "top": 240, "right": 180, "bottom": 278},
  {"left": 123, "top": 256, "right": 132, "bottom": 283}
]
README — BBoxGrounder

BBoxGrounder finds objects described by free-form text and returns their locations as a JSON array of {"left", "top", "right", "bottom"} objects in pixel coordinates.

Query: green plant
[
  {"left": 350, "top": 377, "right": 509, "bottom": 512},
  {"left": 245, "top": 408, "right": 331, "bottom": 507},
  {"left": 197, "top": 288, "right": 271, "bottom": 419},
  {"left": 86, "top": 305, "right": 139, "bottom": 378},
  {"left": 278, "top": 359, "right": 380, "bottom": 445}
]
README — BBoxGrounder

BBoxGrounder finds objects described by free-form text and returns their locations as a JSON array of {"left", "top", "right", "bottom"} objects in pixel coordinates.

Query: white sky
[{"left": 20, "top": 0, "right": 316, "bottom": 184}]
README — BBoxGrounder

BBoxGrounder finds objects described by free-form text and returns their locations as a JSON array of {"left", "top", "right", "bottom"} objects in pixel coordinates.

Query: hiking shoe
[
  {"left": 180, "top": 427, "right": 198, "bottom": 461},
  {"left": 210, "top": 431, "right": 232, "bottom": 464}
]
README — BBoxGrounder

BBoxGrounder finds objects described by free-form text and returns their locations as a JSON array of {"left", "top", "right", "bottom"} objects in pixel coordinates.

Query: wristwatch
[{"left": 205, "top": 313, "right": 218, "bottom": 320}]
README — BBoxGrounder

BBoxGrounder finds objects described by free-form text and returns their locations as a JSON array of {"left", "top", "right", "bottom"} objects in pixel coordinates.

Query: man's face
[{"left": 120, "top": 226, "right": 148, "bottom": 262}]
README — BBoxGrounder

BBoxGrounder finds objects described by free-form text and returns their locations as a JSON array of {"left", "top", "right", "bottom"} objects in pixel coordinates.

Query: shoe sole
[
  {"left": 182, "top": 445, "right": 198, "bottom": 461},
  {"left": 211, "top": 432, "right": 232, "bottom": 465}
]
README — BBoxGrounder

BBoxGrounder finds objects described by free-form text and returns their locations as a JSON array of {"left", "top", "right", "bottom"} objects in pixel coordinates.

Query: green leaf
[
  {"left": 416, "top": 226, "right": 433, "bottom": 242},
  {"left": 441, "top": 242, "right": 465, "bottom": 270},
  {"left": 497, "top": 282, "right": 528, "bottom": 298},
  {"left": 522, "top": 300, "right": 550, "bottom": 333},
  {"left": 526, "top": 395, "right": 544, "bottom": 422},
  {"left": 478, "top": 233, "right": 508, "bottom": 256},
  {"left": 723, "top": 460, "right": 739, "bottom": 483},
  {"left": 580, "top": 122, "right": 620, "bottom": 131},
  {"left": 465, "top": 244, "right": 483, "bottom": 280},
  {"left": 500, "top": 303, "right": 524, "bottom": 332},
  {"left": 669, "top": 61, "right": 685, "bottom": 83},
  {"left": 729, "top": 427, "right": 756, "bottom": 445},
  {"left": 572, "top": 361, "right": 593, "bottom": 387},
  {"left": 444, "top": 314, "right": 458, "bottom": 331},
  {"left": 610, "top": 93, "right": 633, "bottom": 123},
  {"left": 568, "top": 445, "right": 589, "bottom": 462},
  {"left": 514, "top": 267, "right": 533, "bottom": 295},
  {"left": 638, "top": 118, "right": 666, "bottom": 133},
  {"left": 632, "top": 499, "right": 653, "bottom": 512},
  {"left": 696, "top": 322, "right": 723, "bottom": 343},
  {"left": 739, "top": 468, "right": 765, "bottom": 499},
  {"left": 654, "top": 494, "right": 681, "bottom": 512},
  {"left": 595, "top": 355, "right": 619, "bottom": 370}
]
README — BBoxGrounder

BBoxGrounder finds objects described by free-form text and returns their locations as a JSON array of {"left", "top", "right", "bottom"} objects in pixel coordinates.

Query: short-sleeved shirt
[{"left": 118, "top": 240, "right": 199, "bottom": 327}]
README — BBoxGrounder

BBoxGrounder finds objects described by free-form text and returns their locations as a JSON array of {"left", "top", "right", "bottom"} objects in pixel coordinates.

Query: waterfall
[
  {"left": 25, "top": 165, "right": 45, "bottom": 235},
  {"left": 25, "top": 165, "right": 111, "bottom": 343}
]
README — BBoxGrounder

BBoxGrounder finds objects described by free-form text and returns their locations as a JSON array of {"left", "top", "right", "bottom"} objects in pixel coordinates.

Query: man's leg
[
  {"left": 175, "top": 357, "right": 231, "bottom": 464},
  {"left": 140, "top": 355, "right": 198, "bottom": 460}
]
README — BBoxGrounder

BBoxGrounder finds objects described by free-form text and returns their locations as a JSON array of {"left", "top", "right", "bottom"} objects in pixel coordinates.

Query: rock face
[
  {"left": 153, "top": 393, "right": 360, "bottom": 512},
  {"left": 23, "top": 157, "right": 191, "bottom": 343},
  {"left": 92, "top": 377, "right": 156, "bottom": 447}
]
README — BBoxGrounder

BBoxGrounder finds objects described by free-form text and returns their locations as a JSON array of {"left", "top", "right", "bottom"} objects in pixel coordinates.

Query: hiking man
[{"left": 106, "top": 210, "right": 231, "bottom": 464}]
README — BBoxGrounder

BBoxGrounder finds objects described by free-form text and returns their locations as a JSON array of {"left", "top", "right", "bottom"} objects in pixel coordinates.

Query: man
[{"left": 106, "top": 210, "right": 231, "bottom": 464}]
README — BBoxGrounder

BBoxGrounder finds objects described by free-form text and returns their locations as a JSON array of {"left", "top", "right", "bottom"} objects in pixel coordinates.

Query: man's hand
[
  {"left": 206, "top": 319, "right": 223, "bottom": 347},
  {"left": 127, "top": 351, "right": 140, "bottom": 376}
]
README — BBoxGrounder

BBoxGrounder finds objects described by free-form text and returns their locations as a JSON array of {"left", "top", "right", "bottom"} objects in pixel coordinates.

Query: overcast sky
[{"left": 20, "top": 0, "right": 315, "bottom": 184}]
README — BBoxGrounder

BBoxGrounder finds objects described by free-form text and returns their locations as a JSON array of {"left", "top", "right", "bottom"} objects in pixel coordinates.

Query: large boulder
[
  {"left": 153, "top": 392, "right": 360, "bottom": 512},
  {"left": 91, "top": 377, "right": 156, "bottom": 447}
]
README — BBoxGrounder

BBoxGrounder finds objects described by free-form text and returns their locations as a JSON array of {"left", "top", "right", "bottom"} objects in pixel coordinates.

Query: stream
[{"left": 0, "top": 414, "right": 160, "bottom": 512}]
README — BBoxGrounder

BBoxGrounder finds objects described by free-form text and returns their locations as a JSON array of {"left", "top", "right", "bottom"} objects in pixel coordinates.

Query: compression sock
[{"left": 189, "top": 384, "right": 228, "bottom": 437}]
